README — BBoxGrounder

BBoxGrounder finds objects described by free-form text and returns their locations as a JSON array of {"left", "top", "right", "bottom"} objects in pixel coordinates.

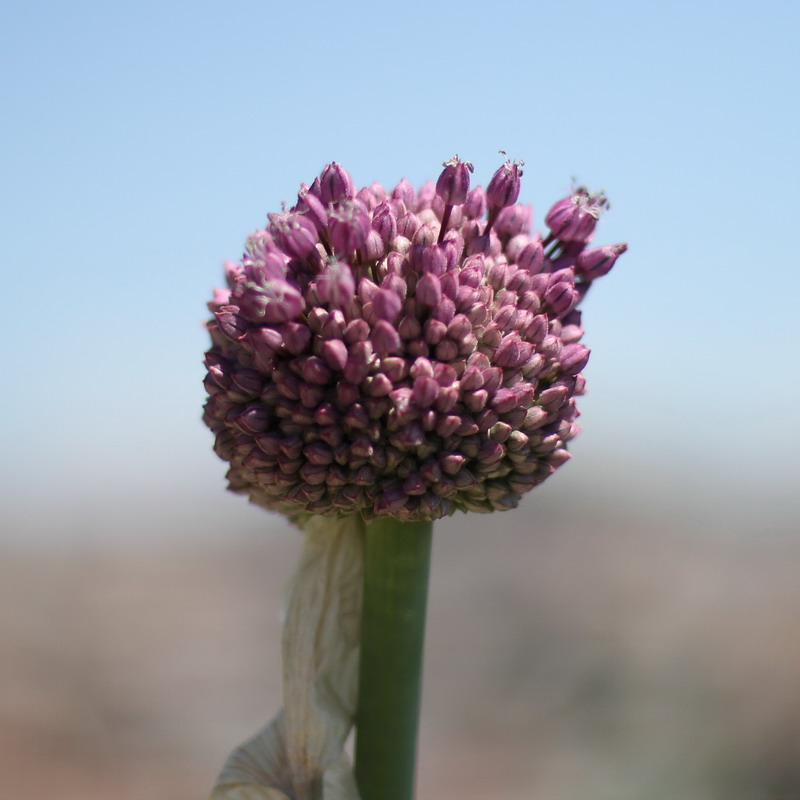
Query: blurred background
[{"left": 2, "top": 1, "right": 799, "bottom": 798}]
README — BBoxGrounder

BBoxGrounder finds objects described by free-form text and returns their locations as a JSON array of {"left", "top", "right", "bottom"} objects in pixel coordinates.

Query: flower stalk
[
  {"left": 203, "top": 153, "right": 627, "bottom": 800},
  {"left": 355, "top": 517, "right": 433, "bottom": 800}
]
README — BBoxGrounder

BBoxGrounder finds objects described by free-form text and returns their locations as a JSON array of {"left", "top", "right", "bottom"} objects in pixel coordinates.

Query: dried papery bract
[{"left": 211, "top": 516, "right": 364, "bottom": 800}]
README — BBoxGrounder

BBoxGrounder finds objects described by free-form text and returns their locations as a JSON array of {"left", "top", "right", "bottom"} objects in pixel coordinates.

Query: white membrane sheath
[{"left": 211, "top": 515, "right": 364, "bottom": 800}]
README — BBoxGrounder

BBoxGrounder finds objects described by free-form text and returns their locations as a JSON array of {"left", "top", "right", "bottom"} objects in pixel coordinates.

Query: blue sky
[{"left": 2, "top": 0, "right": 798, "bottom": 541}]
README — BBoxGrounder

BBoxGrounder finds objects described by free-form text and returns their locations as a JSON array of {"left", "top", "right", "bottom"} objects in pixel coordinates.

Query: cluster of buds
[{"left": 203, "top": 155, "right": 626, "bottom": 521}]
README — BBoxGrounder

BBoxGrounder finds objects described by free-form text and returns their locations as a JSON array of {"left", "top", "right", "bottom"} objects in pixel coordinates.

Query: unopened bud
[
  {"left": 319, "top": 162, "right": 355, "bottom": 204},
  {"left": 576, "top": 242, "right": 628, "bottom": 280}
]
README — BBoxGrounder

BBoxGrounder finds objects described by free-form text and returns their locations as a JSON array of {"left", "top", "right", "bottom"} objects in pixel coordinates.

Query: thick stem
[
  {"left": 354, "top": 517, "right": 433, "bottom": 800},
  {"left": 437, "top": 205, "right": 453, "bottom": 243}
]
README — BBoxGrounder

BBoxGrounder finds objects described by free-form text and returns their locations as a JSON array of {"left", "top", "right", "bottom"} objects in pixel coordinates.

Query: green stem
[{"left": 354, "top": 517, "right": 433, "bottom": 800}]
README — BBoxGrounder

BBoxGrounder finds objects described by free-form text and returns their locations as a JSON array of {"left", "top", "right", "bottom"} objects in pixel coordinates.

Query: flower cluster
[{"left": 203, "top": 156, "right": 626, "bottom": 521}]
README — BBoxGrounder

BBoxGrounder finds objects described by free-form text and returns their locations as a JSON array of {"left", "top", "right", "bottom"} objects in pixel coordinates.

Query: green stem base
[{"left": 354, "top": 517, "right": 433, "bottom": 800}]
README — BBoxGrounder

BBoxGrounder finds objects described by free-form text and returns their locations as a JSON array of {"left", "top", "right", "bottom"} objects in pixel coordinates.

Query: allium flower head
[{"left": 203, "top": 156, "right": 626, "bottom": 522}]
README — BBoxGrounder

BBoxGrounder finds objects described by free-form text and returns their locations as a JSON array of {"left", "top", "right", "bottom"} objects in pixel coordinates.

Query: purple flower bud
[
  {"left": 493, "top": 305, "right": 515, "bottom": 330},
  {"left": 356, "top": 186, "right": 380, "bottom": 211},
  {"left": 544, "top": 280, "right": 579, "bottom": 318},
  {"left": 481, "top": 367, "right": 502, "bottom": 393},
  {"left": 478, "top": 440, "right": 505, "bottom": 463},
  {"left": 381, "top": 271, "right": 407, "bottom": 298},
  {"left": 322, "top": 309, "right": 346, "bottom": 339},
  {"left": 319, "top": 162, "right": 355, "bottom": 205},
  {"left": 298, "top": 355, "right": 330, "bottom": 385},
  {"left": 433, "top": 362, "right": 457, "bottom": 386},
  {"left": 396, "top": 212, "right": 422, "bottom": 240},
  {"left": 413, "top": 223, "right": 438, "bottom": 246},
  {"left": 369, "top": 182, "right": 387, "bottom": 203},
  {"left": 436, "top": 155, "right": 473, "bottom": 206},
  {"left": 328, "top": 200, "right": 371, "bottom": 254},
  {"left": 383, "top": 253, "right": 404, "bottom": 278},
  {"left": 464, "top": 389, "right": 488, "bottom": 412},
  {"left": 399, "top": 473, "right": 424, "bottom": 496},
  {"left": 373, "top": 288, "right": 403, "bottom": 322},
  {"left": 268, "top": 212, "right": 319, "bottom": 259},
  {"left": 208, "top": 287, "right": 232, "bottom": 312},
  {"left": 344, "top": 403, "right": 370, "bottom": 429},
  {"left": 495, "top": 204, "right": 531, "bottom": 236},
  {"left": 408, "top": 357, "right": 432, "bottom": 380},
  {"left": 417, "top": 244, "right": 445, "bottom": 276},
  {"left": 295, "top": 186, "right": 328, "bottom": 233},
  {"left": 559, "top": 343, "right": 590, "bottom": 375},
  {"left": 538, "top": 385, "right": 570, "bottom": 411},
  {"left": 344, "top": 318, "right": 370, "bottom": 344},
  {"left": 282, "top": 321, "right": 311, "bottom": 354},
  {"left": 246, "top": 252, "right": 289, "bottom": 285},
  {"left": 459, "top": 365, "right": 483, "bottom": 391},
  {"left": 445, "top": 314, "right": 471, "bottom": 340},
  {"left": 463, "top": 186, "right": 487, "bottom": 219},
  {"left": 320, "top": 339, "right": 348, "bottom": 371},
  {"left": 416, "top": 272, "right": 442, "bottom": 307},
  {"left": 465, "top": 231, "right": 491, "bottom": 256},
  {"left": 416, "top": 180, "right": 436, "bottom": 210},
  {"left": 372, "top": 201, "right": 398, "bottom": 245},
  {"left": 486, "top": 153, "right": 524, "bottom": 209},
  {"left": 439, "top": 272, "right": 458, "bottom": 302},
  {"left": 575, "top": 242, "right": 628, "bottom": 280},
  {"left": 516, "top": 239, "right": 545, "bottom": 273},
  {"left": 529, "top": 283, "right": 550, "bottom": 311},
  {"left": 489, "top": 421, "right": 512, "bottom": 442},
  {"left": 362, "top": 230, "right": 385, "bottom": 260},
  {"left": 433, "top": 415, "right": 458, "bottom": 437},
  {"left": 432, "top": 296, "right": 456, "bottom": 324},
  {"left": 460, "top": 265, "right": 485, "bottom": 291},
  {"left": 233, "top": 279, "right": 305, "bottom": 324},
  {"left": 397, "top": 314, "right": 422, "bottom": 340},
  {"left": 215, "top": 306, "right": 249, "bottom": 341},
  {"left": 412, "top": 376, "right": 439, "bottom": 408},
  {"left": 439, "top": 453, "right": 465, "bottom": 475},
  {"left": 372, "top": 319, "right": 402, "bottom": 355},
  {"left": 351, "top": 435, "right": 375, "bottom": 460},
  {"left": 545, "top": 188, "right": 608, "bottom": 244},
  {"left": 494, "top": 333, "right": 532, "bottom": 368},
  {"left": 507, "top": 272, "right": 532, "bottom": 298},
  {"left": 506, "top": 235, "right": 533, "bottom": 265},
  {"left": 392, "top": 177, "right": 416, "bottom": 207},
  {"left": 244, "top": 230, "right": 277, "bottom": 261},
  {"left": 248, "top": 329, "right": 283, "bottom": 366},
  {"left": 236, "top": 405, "right": 270, "bottom": 434},
  {"left": 316, "top": 260, "right": 355, "bottom": 306},
  {"left": 434, "top": 385, "right": 459, "bottom": 413},
  {"left": 522, "top": 314, "right": 548, "bottom": 345},
  {"left": 560, "top": 323, "right": 583, "bottom": 345},
  {"left": 355, "top": 279, "right": 378, "bottom": 306},
  {"left": 364, "top": 373, "right": 393, "bottom": 397}
]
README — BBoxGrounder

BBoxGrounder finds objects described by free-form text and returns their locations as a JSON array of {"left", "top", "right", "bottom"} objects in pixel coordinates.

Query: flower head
[{"left": 203, "top": 156, "right": 626, "bottom": 522}]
